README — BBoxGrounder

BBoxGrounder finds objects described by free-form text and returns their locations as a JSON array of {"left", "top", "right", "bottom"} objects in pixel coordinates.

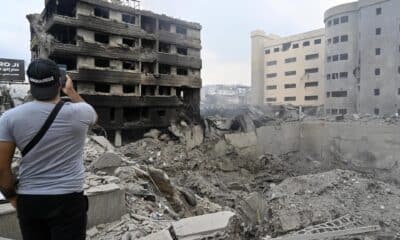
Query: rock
[
  {"left": 219, "top": 158, "right": 236, "bottom": 172},
  {"left": 234, "top": 114, "right": 256, "bottom": 133},
  {"left": 178, "top": 188, "right": 197, "bottom": 207},
  {"left": 87, "top": 227, "right": 99, "bottom": 238},
  {"left": 171, "top": 211, "right": 236, "bottom": 240},
  {"left": 144, "top": 129, "right": 161, "bottom": 139},
  {"left": 90, "top": 135, "right": 115, "bottom": 151},
  {"left": 279, "top": 213, "right": 302, "bottom": 232},
  {"left": 90, "top": 152, "right": 122, "bottom": 173},
  {"left": 240, "top": 192, "right": 268, "bottom": 224},
  {"left": 140, "top": 229, "right": 173, "bottom": 240}
]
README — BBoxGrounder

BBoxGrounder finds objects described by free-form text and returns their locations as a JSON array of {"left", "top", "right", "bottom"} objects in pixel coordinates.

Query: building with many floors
[
  {"left": 252, "top": 0, "right": 400, "bottom": 116},
  {"left": 28, "top": 0, "right": 202, "bottom": 144}
]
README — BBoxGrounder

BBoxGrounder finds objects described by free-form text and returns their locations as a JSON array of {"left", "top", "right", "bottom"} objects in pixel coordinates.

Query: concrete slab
[
  {"left": 171, "top": 211, "right": 235, "bottom": 240},
  {"left": 140, "top": 229, "right": 173, "bottom": 240},
  {"left": 0, "top": 204, "right": 20, "bottom": 240}
]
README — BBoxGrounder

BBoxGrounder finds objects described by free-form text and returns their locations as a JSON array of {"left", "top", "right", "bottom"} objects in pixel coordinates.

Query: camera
[{"left": 58, "top": 64, "right": 67, "bottom": 87}]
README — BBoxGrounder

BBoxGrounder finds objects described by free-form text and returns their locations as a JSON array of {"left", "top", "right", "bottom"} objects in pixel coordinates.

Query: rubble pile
[{"left": 266, "top": 169, "right": 400, "bottom": 237}]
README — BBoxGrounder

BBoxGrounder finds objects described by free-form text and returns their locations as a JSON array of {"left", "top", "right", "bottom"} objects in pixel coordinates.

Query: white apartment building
[{"left": 252, "top": 0, "right": 400, "bottom": 116}]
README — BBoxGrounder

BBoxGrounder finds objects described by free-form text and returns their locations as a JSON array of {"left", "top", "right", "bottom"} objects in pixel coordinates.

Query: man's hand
[{"left": 61, "top": 75, "right": 85, "bottom": 103}]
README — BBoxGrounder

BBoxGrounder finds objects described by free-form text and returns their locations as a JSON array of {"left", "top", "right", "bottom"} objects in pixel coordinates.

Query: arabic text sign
[{"left": 0, "top": 58, "right": 25, "bottom": 82}]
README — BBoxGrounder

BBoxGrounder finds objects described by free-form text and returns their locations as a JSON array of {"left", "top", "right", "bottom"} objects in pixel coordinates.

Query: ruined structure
[{"left": 28, "top": 0, "right": 202, "bottom": 143}]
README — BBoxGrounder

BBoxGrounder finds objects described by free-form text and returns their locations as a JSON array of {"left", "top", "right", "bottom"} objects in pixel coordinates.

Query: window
[
  {"left": 265, "top": 49, "right": 271, "bottom": 54},
  {"left": 327, "top": 20, "right": 332, "bottom": 27},
  {"left": 285, "top": 57, "right": 297, "bottom": 63},
  {"left": 267, "top": 85, "right": 277, "bottom": 90},
  {"left": 177, "top": 47, "right": 188, "bottom": 55},
  {"left": 282, "top": 43, "right": 291, "bottom": 51},
  {"left": 340, "top": 53, "right": 348, "bottom": 60},
  {"left": 285, "top": 71, "right": 296, "bottom": 76},
  {"left": 375, "top": 48, "right": 381, "bottom": 55},
  {"left": 341, "top": 35, "right": 348, "bottom": 42},
  {"left": 376, "top": 28, "right": 381, "bottom": 35},
  {"left": 332, "top": 73, "right": 339, "bottom": 80},
  {"left": 292, "top": 43, "right": 299, "bottom": 49},
  {"left": 284, "top": 84, "right": 296, "bottom": 89},
  {"left": 284, "top": 97, "right": 296, "bottom": 102},
  {"left": 177, "top": 68, "right": 188, "bottom": 76},
  {"left": 333, "top": 36, "right": 339, "bottom": 44},
  {"left": 326, "top": 92, "right": 331, "bottom": 98},
  {"left": 314, "top": 39, "right": 322, "bottom": 45},
  {"left": 305, "top": 53, "right": 319, "bottom": 60},
  {"left": 303, "top": 41, "right": 310, "bottom": 47},
  {"left": 375, "top": 68, "right": 381, "bottom": 76},
  {"left": 123, "top": 61, "right": 136, "bottom": 70},
  {"left": 266, "top": 73, "right": 277, "bottom": 78},
  {"left": 94, "top": 7, "right": 109, "bottom": 19},
  {"left": 374, "top": 108, "right": 380, "bottom": 115},
  {"left": 123, "top": 85, "right": 136, "bottom": 94},
  {"left": 332, "top": 109, "right": 338, "bottom": 115},
  {"left": 305, "top": 68, "right": 319, "bottom": 74},
  {"left": 123, "top": 38, "right": 136, "bottom": 47},
  {"left": 95, "top": 84, "right": 110, "bottom": 93},
  {"left": 374, "top": 88, "right": 380, "bottom": 96},
  {"left": 327, "top": 39, "right": 332, "bottom": 45},
  {"left": 95, "top": 59, "right": 110, "bottom": 68},
  {"left": 95, "top": 33, "right": 109, "bottom": 44},
  {"left": 122, "top": 14, "right": 135, "bottom": 24},
  {"left": 332, "top": 55, "right": 339, "bottom": 62},
  {"left": 176, "top": 26, "right": 187, "bottom": 35},
  {"left": 341, "top": 16, "right": 349, "bottom": 23},
  {"left": 327, "top": 74, "right": 331, "bottom": 80},
  {"left": 267, "top": 60, "right": 277, "bottom": 66},
  {"left": 398, "top": 88, "right": 400, "bottom": 95},
  {"left": 326, "top": 109, "right": 331, "bottom": 115},
  {"left": 333, "top": 18, "right": 340, "bottom": 25},
  {"left": 339, "top": 109, "right": 347, "bottom": 115},
  {"left": 376, "top": 7, "right": 382, "bottom": 15},
  {"left": 305, "top": 82, "right": 319, "bottom": 88},
  {"left": 274, "top": 47, "right": 280, "bottom": 53},
  {"left": 340, "top": 72, "right": 348, "bottom": 79},
  {"left": 332, "top": 91, "right": 347, "bottom": 97},
  {"left": 305, "top": 95, "right": 318, "bottom": 101},
  {"left": 266, "top": 97, "right": 277, "bottom": 102},
  {"left": 327, "top": 56, "right": 332, "bottom": 62}
]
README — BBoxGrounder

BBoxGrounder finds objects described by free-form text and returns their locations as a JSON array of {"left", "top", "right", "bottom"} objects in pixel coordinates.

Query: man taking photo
[{"left": 0, "top": 58, "right": 97, "bottom": 240}]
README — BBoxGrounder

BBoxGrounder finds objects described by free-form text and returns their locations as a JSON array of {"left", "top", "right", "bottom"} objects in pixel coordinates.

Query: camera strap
[{"left": 21, "top": 101, "right": 65, "bottom": 157}]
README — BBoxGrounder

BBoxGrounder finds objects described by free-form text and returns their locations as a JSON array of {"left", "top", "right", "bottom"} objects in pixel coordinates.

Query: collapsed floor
[{"left": 73, "top": 106, "right": 400, "bottom": 240}]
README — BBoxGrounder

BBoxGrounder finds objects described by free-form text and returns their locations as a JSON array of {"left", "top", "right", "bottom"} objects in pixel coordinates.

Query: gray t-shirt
[{"left": 0, "top": 101, "right": 96, "bottom": 195}]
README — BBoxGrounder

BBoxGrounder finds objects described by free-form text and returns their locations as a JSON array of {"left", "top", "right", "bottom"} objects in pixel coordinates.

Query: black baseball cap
[{"left": 27, "top": 58, "right": 61, "bottom": 101}]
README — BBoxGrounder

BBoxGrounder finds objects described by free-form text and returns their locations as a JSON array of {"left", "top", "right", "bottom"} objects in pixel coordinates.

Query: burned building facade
[{"left": 28, "top": 0, "right": 202, "bottom": 144}]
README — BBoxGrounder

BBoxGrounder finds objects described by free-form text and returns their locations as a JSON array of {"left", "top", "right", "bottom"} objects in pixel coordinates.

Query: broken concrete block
[
  {"left": 234, "top": 114, "right": 256, "bottom": 133},
  {"left": 225, "top": 132, "right": 257, "bottom": 149},
  {"left": 279, "top": 213, "right": 302, "bottom": 232},
  {"left": 185, "top": 125, "right": 204, "bottom": 150},
  {"left": 140, "top": 229, "right": 173, "bottom": 240},
  {"left": 144, "top": 129, "right": 162, "bottom": 139},
  {"left": 171, "top": 211, "right": 235, "bottom": 240},
  {"left": 241, "top": 192, "right": 268, "bottom": 224},
  {"left": 90, "top": 135, "right": 115, "bottom": 151},
  {"left": 90, "top": 152, "right": 122, "bottom": 173}
]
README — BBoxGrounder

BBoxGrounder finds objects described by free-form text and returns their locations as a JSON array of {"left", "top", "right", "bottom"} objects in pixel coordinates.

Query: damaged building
[{"left": 27, "top": 0, "right": 202, "bottom": 144}]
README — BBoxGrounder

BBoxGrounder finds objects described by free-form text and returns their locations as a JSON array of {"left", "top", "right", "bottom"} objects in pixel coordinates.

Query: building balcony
[
  {"left": 80, "top": 94, "right": 184, "bottom": 108},
  {"left": 69, "top": 68, "right": 202, "bottom": 88}
]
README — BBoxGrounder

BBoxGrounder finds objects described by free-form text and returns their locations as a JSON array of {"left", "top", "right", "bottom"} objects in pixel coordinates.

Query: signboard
[{"left": 0, "top": 58, "right": 25, "bottom": 82}]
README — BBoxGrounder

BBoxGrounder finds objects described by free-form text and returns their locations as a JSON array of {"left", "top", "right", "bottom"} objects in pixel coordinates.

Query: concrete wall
[
  {"left": 0, "top": 185, "right": 126, "bottom": 240},
  {"left": 256, "top": 123, "right": 300, "bottom": 155},
  {"left": 251, "top": 30, "right": 268, "bottom": 105}
]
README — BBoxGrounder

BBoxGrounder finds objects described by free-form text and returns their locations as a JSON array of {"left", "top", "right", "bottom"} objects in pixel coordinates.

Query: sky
[{"left": 0, "top": 0, "right": 354, "bottom": 86}]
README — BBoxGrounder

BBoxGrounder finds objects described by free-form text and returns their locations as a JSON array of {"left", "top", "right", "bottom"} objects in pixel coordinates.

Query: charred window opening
[
  {"left": 122, "top": 14, "right": 136, "bottom": 24},
  {"left": 141, "top": 62, "right": 155, "bottom": 74},
  {"left": 142, "top": 108, "right": 150, "bottom": 119},
  {"left": 177, "top": 68, "right": 188, "bottom": 76},
  {"left": 123, "top": 85, "right": 136, "bottom": 94},
  {"left": 122, "top": 38, "right": 137, "bottom": 48},
  {"left": 141, "top": 16, "right": 156, "bottom": 33},
  {"left": 123, "top": 61, "right": 137, "bottom": 70},
  {"left": 159, "top": 86, "right": 171, "bottom": 96},
  {"left": 95, "top": 33, "right": 109, "bottom": 44},
  {"left": 176, "top": 26, "right": 187, "bottom": 35},
  {"left": 141, "top": 85, "right": 156, "bottom": 96},
  {"left": 177, "top": 47, "right": 188, "bottom": 56},
  {"left": 159, "top": 42, "right": 171, "bottom": 53},
  {"left": 56, "top": 0, "right": 77, "bottom": 17},
  {"left": 95, "top": 84, "right": 111, "bottom": 93},
  {"left": 49, "top": 25, "right": 76, "bottom": 44},
  {"left": 123, "top": 108, "right": 140, "bottom": 122},
  {"left": 50, "top": 56, "right": 77, "bottom": 70},
  {"left": 176, "top": 88, "right": 184, "bottom": 98},
  {"left": 157, "top": 110, "right": 166, "bottom": 117},
  {"left": 94, "top": 7, "right": 109, "bottom": 19},
  {"left": 95, "top": 58, "right": 110, "bottom": 68},
  {"left": 159, "top": 64, "right": 171, "bottom": 74},
  {"left": 110, "top": 108, "right": 115, "bottom": 122},
  {"left": 159, "top": 20, "right": 171, "bottom": 32},
  {"left": 142, "top": 39, "right": 156, "bottom": 51}
]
